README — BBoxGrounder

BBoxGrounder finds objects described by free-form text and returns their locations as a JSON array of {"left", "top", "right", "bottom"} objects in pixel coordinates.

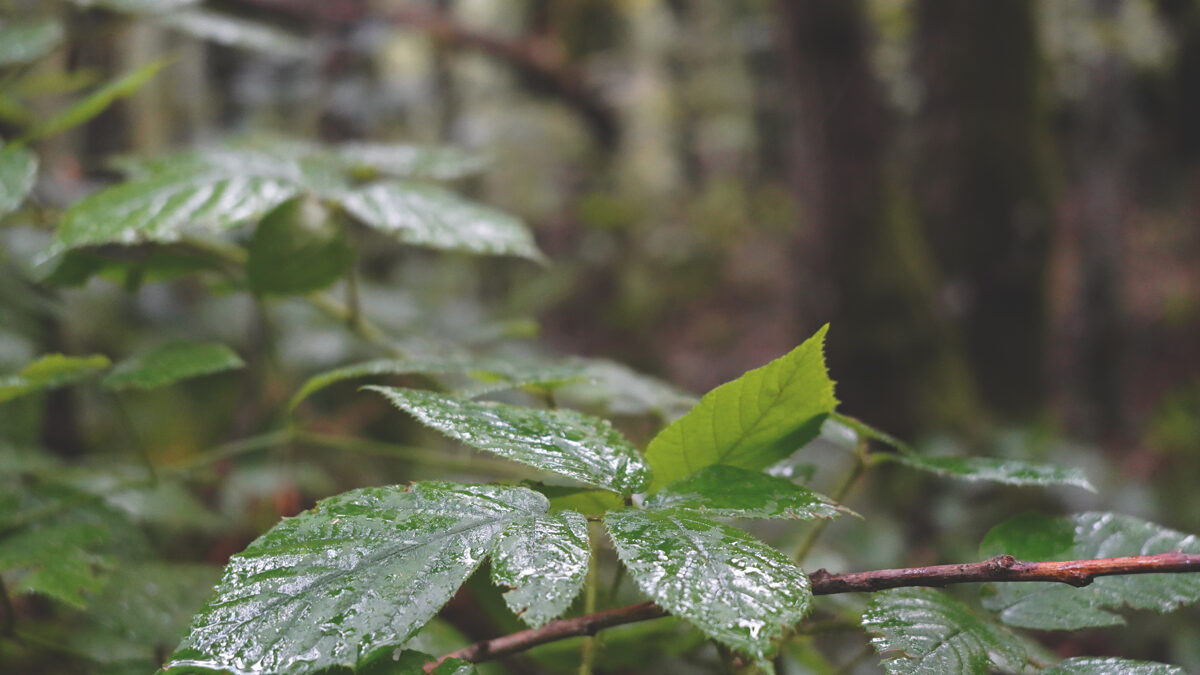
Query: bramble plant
[{"left": 2, "top": 13, "right": 1200, "bottom": 674}]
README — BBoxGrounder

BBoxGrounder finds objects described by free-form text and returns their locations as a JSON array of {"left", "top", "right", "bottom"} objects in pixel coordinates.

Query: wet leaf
[
  {"left": 644, "top": 325, "right": 836, "bottom": 491},
  {"left": 861, "top": 587, "right": 1046, "bottom": 675},
  {"left": 339, "top": 181, "right": 545, "bottom": 261},
  {"left": 0, "top": 353, "right": 110, "bottom": 404},
  {"left": 979, "top": 512, "right": 1200, "bottom": 630},
  {"left": 102, "top": 342, "right": 243, "bottom": 391},
  {"left": 1044, "top": 657, "right": 1185, "bottom": 674},
  {"left": 25, "top": 58, "right": 171, "bottom": 140},
  {"left": 605, "top": 507, "right": 811, "bottom": 660},
  {"left": 554, "top": 357, "right": 698, "bottom": 422},
  {"left": 492, "top": 510, "right": 589, "bottom": 627},
  {"left": 0, "top": 143, "right": 38, "bottom": 218},
  {"left": 246, "top": 197, "right": 352, "bottom": 296},
  {"left": 643, "top": 465, "right": 848, "bottom": 520},
  {"left": 336, "top": 142, "right": 487, "bottom": 180},
  {"left": 885, "top": 454, "right": 1095, "bottom": 491},
  {"left": 166, "top": 483, "right": 548, "bottom": 675},
  {"left": 156, "top": 10, "right": 309, "bottom": 58},
  {"left": 368, "top": 387, "right": 650, "bottom": 494},
  {"left": 0, "top": 19, "right": 64, "bottom": 65}
]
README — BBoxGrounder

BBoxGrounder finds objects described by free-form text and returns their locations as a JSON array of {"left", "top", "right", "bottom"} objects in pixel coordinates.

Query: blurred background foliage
[{"left": 1, "top": 0, "right": 1199, "bottom": 673}]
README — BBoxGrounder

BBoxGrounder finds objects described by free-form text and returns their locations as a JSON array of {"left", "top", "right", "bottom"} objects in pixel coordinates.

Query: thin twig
[
  {"left": 792, "top": 439, "right": 868, "bottom": 563},
  {"left": 427, "top": 551, "right": 1200, "bottom": 670}
]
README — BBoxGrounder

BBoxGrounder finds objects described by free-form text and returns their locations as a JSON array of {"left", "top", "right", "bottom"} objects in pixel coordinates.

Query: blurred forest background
[{"left": 3, "top": 0, "right": 1200, "bottom": 672}]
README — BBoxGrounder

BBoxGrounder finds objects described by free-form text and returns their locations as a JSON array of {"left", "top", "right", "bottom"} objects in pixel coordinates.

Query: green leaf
[
  {"left": 246, "top": 197, "right": 353, "bottom": 296},
  {"left": 0, "top": 19, "right": 64, "bottom": 66},
  {"left": 1044, "top": 657, "right": 1185, "bottom": 675},
  {"left": 605, "top": 508, "right": 811, "bottom": 660},
  {"left": 0, "top": 353, "right": 110, "bottom": 404},
  {"left": 339, "top": 181, "right": 546, "bottom": 261},
  {"left": 156, "top": 10, "right": 309, "bottom": 58},
  {"left": 51, "top": 161, "right": 300, "bottom": 253},
  {"left": 884, "top": 454, "right": 1095, "bottom": 491},
  {"left": 71, "top": 0, "right": 201, "bottom": 13},
  {"left": 538, "top": 485, "right": 625, "bottom": 514},
  {"left": 0, "top": 519, "right": 111, "bottom": 608},
  {"left": 554, "top": 357, "right": 698, "bottom": 422},
  {"left": 644, "top": 325, "right": 836, "bottom": 492},
  {"left": 367, "top": 387, "right": 650, "bottom": 494},
  {"left": 826, "top": 412, "right": 913, "bottom": 453},
  {"left": 643, "top": 465, "right": 849, "bottom": 520},
  {"left": 102, "top": 342, "right": 243, "bottom": 391},
  {"left": 861, "top": 587, "right": 1045, "bottom": 675},
  {"left": 0, "top": 143, "right": 37, "bottom": 218},
  {"left": 25, "top": 58, "right": 172, "bottom": 140},
  {"left": 167, "top": 483, "right": 548, "bottom": 675},
  {"left": 979, "top": 512, "right": 1200, "bottom": 630},
  {"left": 336, "top": 142, "right": 487, "bottom": 180},
  {"left": 491, "top": 510, "right": 589, "bottom": 627}
]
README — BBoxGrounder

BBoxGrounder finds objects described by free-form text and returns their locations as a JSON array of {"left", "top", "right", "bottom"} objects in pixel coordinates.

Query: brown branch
[{"left": 427, "top": 551, "right": 1200, "bottom": 671}]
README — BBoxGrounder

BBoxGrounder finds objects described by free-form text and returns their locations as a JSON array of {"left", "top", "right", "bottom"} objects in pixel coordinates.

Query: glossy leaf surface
[
  {"left": 340, "top": 181, "right": 545, "bottom": 261},
  {"left": 0, "top": 353, "right": 110, "bottom": 403},
  {"left": 336, "top": 142, "right": 486, "bottom": 180},
  {"left": 166, "top": 483, "right": 548, "bottom": 675},
  {"left": 979, "top": 512, "right": 1200, "bottom": 630},
  {"left": 862, "top": 587, "right": 1044, "bottom": 675},
  {"left": 643, "top": 465, "right": 847, "bottom": 520},
  {"left": 886, "top": 454, "right": 1095, "bottom": 491},
  {"left": 0, "top": 143, "right": 38, "bottom": 217},
  {"left": 1045, "top": 657, "right": 1184, "bottom": 674},
  {"left": 27, "top": 58, "right": 171, "bottom": 140},
  {"left": 644, "top": 325, "right": 836, "bottom": 491},
  {"left": 0, "top": 19, "right": 64, "bottom": 65},
  {"left": 368, "top": 387, "right": 649, "bottom": 494},
  {"left": 492, "top": 510, "right": 589, "bottom": 627},
  {"left": 246, "top": 197, "right": 352, "bottom": 296},
  {"left": 554, "top": 357, "right": 698, "bottom": 422},
  {"left": 606, "top": 508, "right": 811, "bottom": 659},
  {"left": 102, "top": 342, "right": 243, "bottom": 391}
]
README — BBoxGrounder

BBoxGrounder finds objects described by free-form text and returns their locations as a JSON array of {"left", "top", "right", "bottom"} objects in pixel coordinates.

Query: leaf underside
[{"left": 887, "top": 454, "right": 1095, "bottom": 491}]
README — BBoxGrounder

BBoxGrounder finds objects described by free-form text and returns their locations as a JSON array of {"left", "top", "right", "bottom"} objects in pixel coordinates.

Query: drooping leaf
[
  {"left": 491, "top": 510, "right": 589, "bottom": 627},
  {"left": 368, "top": 387, "right": 650, "bottom": 494},
  {"left": 861, "top": 587, "right": 1047, "bottom": 675},
  {"left": 335, "top": 142, "right": 487, "bottom": 180},
  {"left": 884, "top": 454, "right": 1095, "bottom": 491},
  {"left": 605, "top": 507, "right": 811, "bottom": 660},
  {"left": 102, "top": 341, "right": 243, "bottom": 391},
  {"left": 979, "top": 512, "right": 1200, "bottom": 630},
  {"left": 1044, "top": 657, "right": 1185, "bottom": 675},
  {"left": 339, "top": 181, "right": 546, "bottom": 261},
  {"left": 166, "top": 483, "right": 549, "bottom": 675},
  {"left": 156, "top": 10, "right": 309, "bottom": 58},
  {"left": 644, "top": 325, "right": 836, "bottom": 492},
  {"left": 643, "top": 465, "right": 849, "bottom": 520},
  {"left": 246, "top": 197, "right": 352, "bottom": 296},
  {"left": 25, "top": 58, "right": 172, "bottom": 140},
  {"left": 0, "top": 353, "right": 110, "bottom": 404},
  {"left": 0, "top": 143, "right": 37, "bottom": 218},
  {"left": 0, "top": 19, "right": 64, "bottom": 66}
]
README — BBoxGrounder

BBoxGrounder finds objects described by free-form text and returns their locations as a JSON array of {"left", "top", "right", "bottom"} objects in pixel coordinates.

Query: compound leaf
[
  {"left": 862, "top": 587, "right": 1046, "bottom": 675},
  {"left": 885, "top": 454, "right": 1095, "bottom": 491},
  {"left": 492, "top": 510, "right": 589, "bottom": 628},
  {"left": 605, "top": 508, "right": 811, "bottom": 660},
  {"left": 644, "top": 325, "right": 835, "bottom": 491},
  {"left": 166, "top": 483, "right": 548, "bottom": 675},
  {"left": 368, "top": 387, "right": 649, "bottom": 494},
  {"left": 643, "top": 464, "right": 848, "bottom": 520},
  {"left": 0, "top": 353, "right": 110, "bottom": 404},
  {"left": 102, "top": 342, "right": 243, "bottom": 391},
  {"left": 979, "top": 512, "right": 1200, "bottom": 630}
]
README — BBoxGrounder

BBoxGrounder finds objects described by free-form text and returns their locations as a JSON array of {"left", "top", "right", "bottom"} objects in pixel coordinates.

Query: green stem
[
  {"left": 165, "top": 428, "right": 294, "bottom": 472},
  {"left": 792, "top": 440, "right": 869, "bottom": 564}
]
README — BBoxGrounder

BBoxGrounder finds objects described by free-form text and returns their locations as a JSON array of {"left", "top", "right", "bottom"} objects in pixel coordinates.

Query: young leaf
[
  {"left": 1044, "top": 657, "right": 1185, "bottom": 674},
  {"left": 336, "top": 142, "right": 487, "bottom": 180},
  {"left": 491, "top": 510, "right": 590, "bottom": 628},
  {"left": 0, "top": 19, "right": 64, "bottom": 66},
  {"left": 0, "top": 143, "right": 38, "bottom": 218},
  {"left": 644, "top": 325, "right": 836, "bottom": 491},
  {"left": 979, "top": 512, "right": 1200, "bottom": 630},
  {"left": 605, "top": 508, "right": 811, "bottom": 660},
  {"left": 102, "top": 342, "right": 243, "bottom": 391},
  {"left": 24, "top": 58, "right": 172, "bottom": 140},
  {"left": 367, "top": 386, "right": 650, "bottom": 494},
  {"left": 339, "top": 181, "right": 546, "bottom": 261},
  {"left": 861, "top": 587, "right": 1047, "bottom": 675},
  {"left": 883, "top": 454, "right": 1095, "bottom": 491},
  {"left": 246, "top": 197, "right": 353, "bottom": 296},
  {"left": 643, "top": 465, "right": 849, "bottom": 520},
  {"left": 166, "top": 483, "right": 548, "bottom": 675},
  {"left": 0, "top": 353, "right": 111, "bottom": 404}
]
